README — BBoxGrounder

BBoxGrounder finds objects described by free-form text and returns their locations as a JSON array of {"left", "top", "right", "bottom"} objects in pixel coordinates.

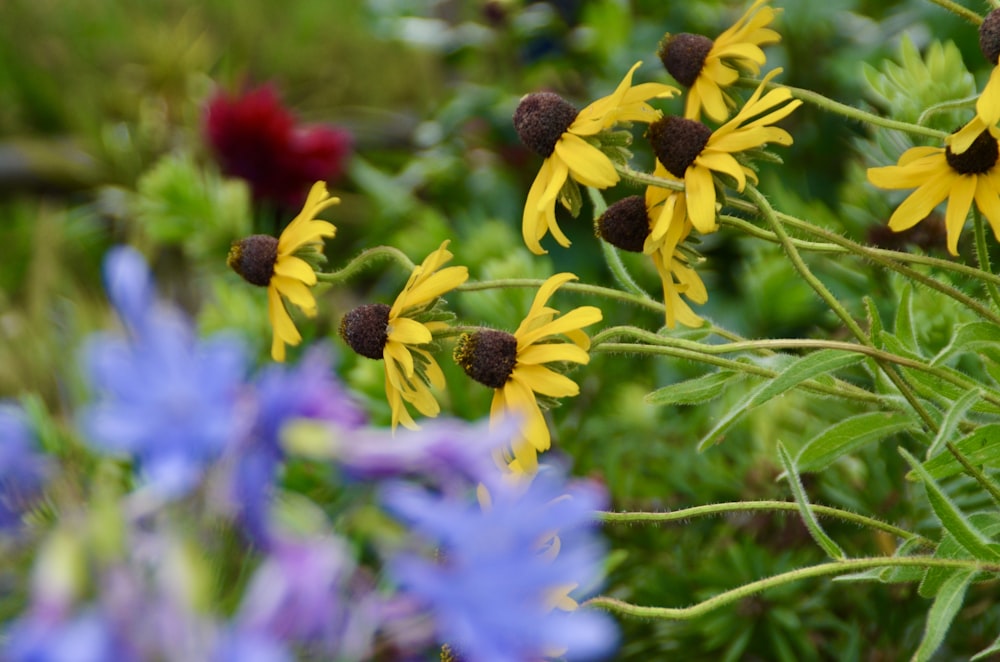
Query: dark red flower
[{"left": 204, "top": 84, "right": 352, "bottom": 208}]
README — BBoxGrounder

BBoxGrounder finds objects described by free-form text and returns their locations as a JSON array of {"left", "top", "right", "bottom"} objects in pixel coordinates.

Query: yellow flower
[
  {"left": 514, "top": 62, "right": 678, "bottom": 255},
  {"left": 867, "top": 121, "right": 1000, "bottom": 256},
  {"left": 951, "top": 9, "right": 1000, "bottom": 154},
  {"left": 647, "top": 68, "right": 801, "bottom": 234},
  {"left": 227, "top": 181, "right": 339, "bottom": 362},
  {"left": 340, "top": 241, "right": 468, "bottom": 430},
  {"left": 594, "top": 181, "right": 707, "bottom": 329},
  {"left": 659, "top": 0, "right": 780, "bottom": 123},
  {"left": 454, "top": 274, "right": 602, "bottom": 474}
]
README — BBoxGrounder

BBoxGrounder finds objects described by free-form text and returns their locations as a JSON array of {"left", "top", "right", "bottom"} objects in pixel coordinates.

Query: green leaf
[
  {"left": 645, "top": 371, "right": 740, "bottom": 406},
  {"left": 922, "top": 424, "right": 1000, "bottom": 480},
  {"left": 972, "top": 631, "right": 1000, "bottom": 660},
  {"left": 901, "top": 448, "right": 1000, "bottom": 561},
  {"left": 926, "top": 388, "right": 982, "bottom": 459},
  {"left": 894, "top": 283, "right": 919, "bottom": 352},
  {"left": 932, "top": 322, "right": 1000, "bottom": 366},
  {"left": 921, "top": 513, "right": 1000, "bottom": 598},
  {"left": 696, "top": 380, "right": 769, "bottom": 452},
  {"left": 911, "top": 569, "right": 974, "bottom": 662},
  {"left": 748, "top": 349, "right": 864, "bottom": 408},
  {"left": 777, "top": 442, "right": 844, "bottom": 559},
  {"left": 864, "top": 296, "right": 884, "bottom": 344},
  {"left": 795, "top": 412, "right": 918, "bottom": 472}
]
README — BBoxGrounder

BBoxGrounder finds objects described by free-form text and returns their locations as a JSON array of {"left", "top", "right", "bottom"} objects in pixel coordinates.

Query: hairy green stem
[
  {"left": 584, "top": 557, "right": 1000, "bottom": 620},
  {"left": 599, "top": 500, "right": 931, "bottom": 546},
  {"left": 317, "top": 245, "right": 415, "bottom": 283},
  {"left": 946, "top": 441, "right": 1000, "bottom": 506},
  {"left": 973, "top": 209, "right": 1000, "bottom": 312},
  {"left": 925, "top": 0, "right": 983, "bottom": 24},
  {"left": 917, "top": 95, "right": 979, "bottom": 126},
  {"left": 456, "top": 278, "right": 662, "bottom": 313},
  {"left": 747, "top": 185, "right": 938, "bottom": 432}
]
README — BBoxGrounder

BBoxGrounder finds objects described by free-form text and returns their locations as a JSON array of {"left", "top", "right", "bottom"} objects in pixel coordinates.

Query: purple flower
[
  {"left": 79, "top": 247, "right": 249, "bottom": 497},
  {"left": 383, "top": 466, "right": 618, "bottom": 662},
  {"left": 231, "top": 344, "right": 365, "bottom": 546},
  {"left": 235, "top": 535, "right": 375, "bottom": 658},
  {"left": 4, "top": 609, "right": 138, "bottom": 662},
  {"left": 102, "top": 246, "right": 155, "bottom": 336},
  {"left": 0, "top": 403, "right": 48, "bottom": 533},
  {"left": 212, "top": 628, "right": 293, "bottom": 662}
]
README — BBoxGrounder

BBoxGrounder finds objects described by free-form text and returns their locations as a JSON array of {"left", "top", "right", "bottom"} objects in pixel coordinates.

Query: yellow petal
[
  {"left": 697, "top": 150, "right": 747, "bottom": 190},
  {"left": 517, "top": 342, "right": 591, "bottom": 366},
  {"left": 555, "top": 134, "right": 619, "bottom": 189},
  {"left": 976, "top": 65, "right": 1000, "bottom": 126},
  {"left": 517, "top": 306, "right": 602, "bottom": 350},
  {"left": 523, "top": 160, "right": 556, "bottom": 255},
  {"left": 685, "top": 166, "right": 719, "bottom": 233},
  {"left": 573, "top": 62, "right": 642, "bottom": 135},
  {"left": 886, "top": 173, "right": 955, "bottom": 232},
  {"left": 272, "top": 275, "right": 317, "bottom": 316},
  {"left": 511, "top": 364, "right": 580, "bottom": 398},
  {"left": 384, "top": 341, "right": 415, "bottom": 381},
  {"left": 273, "top": 255, "right": 317, "bottom": 285},
  {"left": 944, "top": 175, "right": 976, "bottom": 256},
  {"left": 504, "top": 379, "right": 550, "bottom": 452}
]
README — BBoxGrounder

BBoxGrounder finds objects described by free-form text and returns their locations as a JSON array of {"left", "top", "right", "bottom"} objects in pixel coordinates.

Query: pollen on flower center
[
  {"left": 981, "top": 9, "right": 1000, "bottom": 64},
  {"left": 945, "top": 128, "right": 999, "bottom": 175},
  {"left": 647, "top": 116, "right": 713, "bottom": 179},
  {"left": 339, "top": 303, "right": 391, "bottom": 360},
  {"left": 658, "top": 33, "right": 713, "bottom": 87},
  {"left": 228, "top": 235, "right": 279, "bottom": 287},
  {"left": 513, "top": 92, "right": 580, "bottom": 158},
  {"left": 595, "top": 196, "right": 650, "bottom": 252},
  {"left": 453, "top": 330, "right": 518, "bottom": 389}
]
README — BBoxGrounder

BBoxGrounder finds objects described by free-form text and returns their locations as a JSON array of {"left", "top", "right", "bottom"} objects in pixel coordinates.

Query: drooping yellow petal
[
  {"left": 555, "top": 134, "right": 619, "bottom": 189},
  {"left": 516, "top": 342, "right": 591, "bottom": 366},
  {"left": 271, "top": 275, "right": 317, "bottom": 317},
  {"left": 273, "top": 255, "right": 317, "bottom": 285},
  {"left": 503, "top": 379, "right": 550, "bottom": 452},
  {"left": 975, "top": 172, "right": 1000, "bottom": 243},
  {"left": 943, "top": 175, "right": 976, "bottom": 256},
  {"left": 976, "top": 65, "right": 1000, "bottom": 128},
  {"left": 384, "top": 341, "right": 415, "bottom": 382},
  {"left": 885, "top": 173, "right": 955, "bottom": 232},
  {"left": 267, "top": 286, "right": 301, "bottom": 362},
  {"left": 685, "top": 166, "right": 719, "bottom": 233},
  {"left": 511, "top": 364, "right": 580, "bottom": 398}
]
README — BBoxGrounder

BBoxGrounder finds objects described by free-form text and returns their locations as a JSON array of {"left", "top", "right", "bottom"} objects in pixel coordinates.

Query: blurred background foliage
[{"left": 3, "top": 0, "right": 1000, "bottom": 658}]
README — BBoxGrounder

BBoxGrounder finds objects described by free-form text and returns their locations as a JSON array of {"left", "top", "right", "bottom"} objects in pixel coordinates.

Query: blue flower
[
  {"left": 0, "top": 403, "right": 48, "bottom": 533},
  {"left": 211, "top": 628, "right": 293, "bottom": 662},
  {"left": 79, "top": 247, "right": 249, "bottom": 497},
  {"left": 383, "top": 465, "right": 619, "bottom": 662},
  {"left": 4, "top": 609, "right": 139, "bottom": 662},
  {"left": 231, "top": 343, "right": 366, "bottom": 546}
]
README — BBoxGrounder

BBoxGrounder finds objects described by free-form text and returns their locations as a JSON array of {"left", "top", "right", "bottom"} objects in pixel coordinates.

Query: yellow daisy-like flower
[
  {"left": 647, "top": 68, "right": 801, "bottom": 234},
  {"left": 227, "top": 181, "right": 339, "bottom": 362},
  {"left": 658, "top": 0, "right": 781, "bottom": 123},
  {"left": 867, "top": 121, "right": 1000, "bottom": 256},
  {"left": 339, "top": 241, "right": 468, "bottom": 431},
  {"left": 950, "top": 9, "right": 1000, "bottom": 154},
  {"left": 454, "top": 274, "right": 602, "bottom": 474},
  {"left": 595, "top": 182, "right": 708, "bottom": 329},
  {"left": 513, "top": 62, "right": 678, "bottom": 255}
]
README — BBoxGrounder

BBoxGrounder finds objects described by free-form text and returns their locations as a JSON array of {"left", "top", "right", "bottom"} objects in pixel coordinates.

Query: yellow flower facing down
[
  {"left": 514, "top": 62, "right": 678, "bottom": 255},
  {"left": 227, "top": 181, "right": 339, "bottom": 362},
  {"left": 659, "top": 0, "right": 781, "bottom": 123},
  {"left": 454, "top": 274, "right": 602, "bottom": 474},
  {"left": 951, "top": 9, "right": 1000, "bottom": 154},
  {"left": 868, "top": 121, "right": 1000, "bottom": 256},
  {"left": 340, "top": 241, "right": 468, "bottom": 430},
  {"left": 595, "top": 183, "right": 708, "bottom": 329},
  {"left": 646, "top": 68, "right": 801, "bottom": 234}
]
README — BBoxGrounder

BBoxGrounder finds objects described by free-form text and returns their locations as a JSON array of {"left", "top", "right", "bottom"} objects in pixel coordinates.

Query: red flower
[{"left": 204, "top": 84, "right": 352, "bottom": 208}]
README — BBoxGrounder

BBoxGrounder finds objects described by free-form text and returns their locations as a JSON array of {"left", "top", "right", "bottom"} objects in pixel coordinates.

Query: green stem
[
  {"left": 591, "top": 342, "right": 886, "bottom": 405},
  {"left": 719, "top": 215, "right": 846, "bottom": 253},
  {"left": 917, "top": 95, "right": 979, "bottom": 126},
  {"left": 599, "top": 500, "right": 932, "bottom": 547},
  {"left": 925, "top": 0, "right": 983, "bottom": 24},
  {"left": 317, "top": 246, "right": 415, "bottom": 284},
  {"left": 584, "top": 556, "right": 1000, "bottom": 620},
  {"left": 973, "top": 208, "right": 1000, "bottom": 312},
  {"left": 746, "top": 185, "right": 939, "bottom": 433},
  {"left": 587, "top": 187, "right": 650, "bottom": 297},
  {"left": 945, "top": 441, "right": 1000, "bottom": 506},
  {"left": 456, "top": 278, "right": 662, "bottom": 314},
  {"left": 736, "top": 79, "right": 948, "bottom": 140}
]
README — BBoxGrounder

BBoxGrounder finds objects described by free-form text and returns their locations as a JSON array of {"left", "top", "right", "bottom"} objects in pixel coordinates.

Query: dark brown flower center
[
  {"left": 339, "top": 303, "right": 391, "bottom": 360},
  {"left": 647, "top": 116, "right": 713, "bottom": 178},
  {"left": 946, "top": 128, "right": 999, "bottom": 175},
  {"left": 453, "top": 330, "right": 518, "bottom": 389},
  {"left": 595, "top": 196, "right": 650, "bottom": 252},
  {"left": 658, "top": 33, "right": 713, "bottom": 87},
  {"left": 981, "top": 9, "right": 1000, "bottom": 65},
  {"left": 228, "top": 235, "right": 278, "bottom": 287},
  {"left": 513, "top": 92, "right": 579, "bottom": 158}
]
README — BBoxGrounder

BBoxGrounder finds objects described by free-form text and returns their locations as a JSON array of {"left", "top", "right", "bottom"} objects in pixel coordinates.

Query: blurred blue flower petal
[{"left": 0, "top": 403, "right": 48, "bottom": 533}]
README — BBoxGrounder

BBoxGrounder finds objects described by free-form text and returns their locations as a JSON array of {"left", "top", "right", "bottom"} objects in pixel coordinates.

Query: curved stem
[
  {"left": 584, "top": 557, "right": 1000, "bottom": 620},
  {"left": 599, "top": 500, "right": 931, "bottom": 546},
  {"left": 457, "top": 278, "right": 662, "bottom": 313},
  {"left": 925, "top": 0, "right": 983, "bottom": 24},
  {"left": 746, "top": 185, "right": 939, "bottom": 432},
  {"left": 917, "top": 94, "right": 978, "bottom": 126},
  {"left": 317, "top": 246, "right": 415, "bottom": 284}
]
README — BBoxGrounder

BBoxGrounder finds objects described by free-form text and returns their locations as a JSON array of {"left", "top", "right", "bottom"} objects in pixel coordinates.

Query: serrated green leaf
[
  {"left": 923, "top": 424, "right": 1000, "bottom": 480},
  {"left": 911, "top": 569, "right": 974, "bottom": 662},
  {"left": 796, "top": 412, "right": 918, "bottom": 472},
  {"left": 932, "top": 322, "right": 1000, "bottom": 366},
  {"left": 895, "top": 283, "right": 919, "bottom": 352},
  {"left": 901, "top": 448, "right": 1000, "bottom": 562},
  {"left": 748, "top": 349, "right": 865, "bottom": 408},
  {"left": 644, "top": 371, "right": 739, "bottom": 406},
  {"left": 777, "top": 442, "right": 844, "bottom": 559},
  {"left": 926, "top": 388, "right": 982, "bottom": 459}
]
